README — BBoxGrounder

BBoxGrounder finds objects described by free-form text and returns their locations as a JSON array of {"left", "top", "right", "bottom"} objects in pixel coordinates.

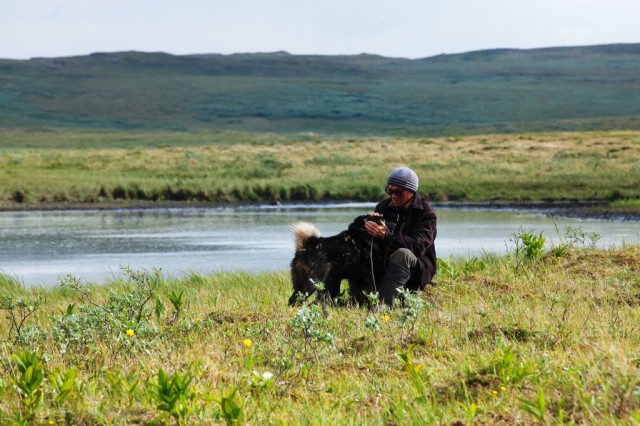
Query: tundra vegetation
[
  {"left": 1, "top": 129, "right": 639, "bottom": 213},
  {"left": 1, "top": 128, "right": 639, "bottom": 423},
  {"left": 0, "top": 227, "right": 639, "bottom": 424},
  {"left": 2, "top": 47, "right": 640, "bottom": 135}
]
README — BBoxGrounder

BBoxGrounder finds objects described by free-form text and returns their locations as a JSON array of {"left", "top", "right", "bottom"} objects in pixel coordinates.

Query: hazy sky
[{"left": 3, "top": 0, "right": 639, "bottom": 60}]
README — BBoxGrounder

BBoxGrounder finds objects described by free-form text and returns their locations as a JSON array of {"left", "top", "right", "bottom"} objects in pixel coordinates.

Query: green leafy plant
[
  {"left": 561, "top": 224, "right": 602, "bottom": 249},
  {"left": 396, "top": 344, "right": 425, "bottom": 393},
  {"left": 105, "top": 369, "right": 142, "bottom": 409},
  {"left": 436, "top": 257, "right": 456, "bottom": 280},
  {"left": 10, "top": 351, "right": 45, "bottom": 418},
  {"left": 48, "top": 366, "right": 78, "bottom": 405},
  {"left": 154, "top": 297, "right": 166, "bottom": 322},
  {"left": 364, "top": 291, "right": 381, "bottom": 308},
  {"left": 462, "top": 257, "right": 486, "bottom": 275},
  {"left": 54, "top": 267, "right": 161, "bottom": 355},
  {"left": 491, "top": 344, "right": 535, "bottom": 385},
  {"left": 114, "top": 265, "right": 162, "bottom": 323},
  {"left": 521, "top": 231, "right": 546, "bottom": 260},
  {"left": 0, "top": 295, "right": 44, "bottom": 342},
  {"left": 457, "top": 398, "right": 479, "bottom": 423},
  {"left": 213, "top": 387, "right": 243, "bottom": 425},
  {"left": 396, "top": 288, "right": 428, "bottom": 348},
  {"left": 364, "top": 313, "right": 381, "bottom": 331},
  {"left": 520, "top": 387, "right": 547, "bottom": 422},
  {"left": 550, "top": 224, "right": 603, "bottom": 257},
  {"left": 549, "top": 244, "right": 568, "bottom": 258},
  {"left": 149, "top": 368, "right": 194, "bottom": 425},
  {"left": 248, "top": 370, "right": 275, "bottom": 392},
  {"left": 60, "top": 266, "right": 160, "bottom": 324},
  {"left": 290, "top": 304, "right": 335, "bottom": 359},
  {"left": 510, "top": 228, "right": 546, "bottom": 273},
  {"left": 167, "top": 289, "right": 186, "bottom": 325},
  {"left": 289, "top": 279, "right": 327, "bottom": 306}
]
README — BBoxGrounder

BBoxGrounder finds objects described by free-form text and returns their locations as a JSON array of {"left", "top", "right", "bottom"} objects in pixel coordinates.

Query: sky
[{"left": 2, "top": 0, "right": 639, "bottom": 60}]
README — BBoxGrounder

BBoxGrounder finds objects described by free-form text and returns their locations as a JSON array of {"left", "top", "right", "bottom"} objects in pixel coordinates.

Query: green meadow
[
  {"left": 0, "top": 128, "right": 639, "bottom": 424},
  {"left": 1, "top": 127, "right": 639, "bottom": 424},
  {"left": 1, "top": 236, "right": 639, "bottom": 424},
  {"left": 1, "top": 128, "right": 639, "bottom": 211}
]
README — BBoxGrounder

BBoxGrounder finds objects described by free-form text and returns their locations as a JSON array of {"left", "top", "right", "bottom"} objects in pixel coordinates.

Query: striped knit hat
[{"left": 386, "top": 167, "right": 419, "bottom": 192}]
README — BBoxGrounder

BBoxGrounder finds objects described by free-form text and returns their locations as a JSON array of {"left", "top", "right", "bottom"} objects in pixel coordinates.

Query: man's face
[{"left": 387, "top": 185, "right": 414, "bottom": 207}]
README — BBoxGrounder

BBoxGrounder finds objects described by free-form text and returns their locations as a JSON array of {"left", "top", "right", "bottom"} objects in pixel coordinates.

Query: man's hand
[{"left": 364, "top": 213, "right": 386, "bottom": 239}]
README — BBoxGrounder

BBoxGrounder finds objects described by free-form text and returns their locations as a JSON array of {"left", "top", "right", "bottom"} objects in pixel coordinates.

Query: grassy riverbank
[
  {"left": 1, "top": 239, "right": 639, "bottom": 424},
  {"left": 1, "top": 129, "right": 639, "bottom": 214}
]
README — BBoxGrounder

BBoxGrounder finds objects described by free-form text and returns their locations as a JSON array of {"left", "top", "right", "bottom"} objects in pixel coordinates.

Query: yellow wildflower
[
  {"left": 126, "top": 329, "right": 135, "bottom": 337},
  {"left": 383, "top": 315, "right": 391, "bottom": 322},
  {"left": 501, "top": 386, "right": 507, "bottom": 392},
  {"left": 243, "top": 339, "right": 253, "bottom": 347}
]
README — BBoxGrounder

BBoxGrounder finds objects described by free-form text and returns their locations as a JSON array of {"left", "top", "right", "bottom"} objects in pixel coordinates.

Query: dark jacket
[{"left": 374, "top": 194, "right": 437, "bottom": 287}]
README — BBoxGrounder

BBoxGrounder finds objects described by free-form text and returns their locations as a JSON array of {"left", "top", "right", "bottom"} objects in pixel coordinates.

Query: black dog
[{"left": 288, "top": 215, "right": 386, "bottom": 306}]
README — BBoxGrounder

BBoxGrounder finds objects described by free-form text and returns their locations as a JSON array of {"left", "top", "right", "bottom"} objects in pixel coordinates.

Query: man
[{"left": 364, "top": 167, "right": 437, "bottom": 306}]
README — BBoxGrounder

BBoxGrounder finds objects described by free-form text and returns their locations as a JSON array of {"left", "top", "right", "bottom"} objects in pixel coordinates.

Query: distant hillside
[{"left": 1, "top": 44, "right": 639, "bottom": 135}]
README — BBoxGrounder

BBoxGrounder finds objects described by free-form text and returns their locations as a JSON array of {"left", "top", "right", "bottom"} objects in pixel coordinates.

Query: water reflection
[{"left": 1, "top": 203, "right": 638, "bottom": 287}]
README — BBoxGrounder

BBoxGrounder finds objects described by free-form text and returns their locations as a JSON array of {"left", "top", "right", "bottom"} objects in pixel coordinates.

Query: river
[{"left": 1, "top": 203, "right": 638, "bottom": 287}]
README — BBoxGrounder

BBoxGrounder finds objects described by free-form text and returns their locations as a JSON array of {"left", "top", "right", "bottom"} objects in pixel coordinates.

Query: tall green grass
[{"left": 1, "top": 239, "right": 639, "bottom": 424}]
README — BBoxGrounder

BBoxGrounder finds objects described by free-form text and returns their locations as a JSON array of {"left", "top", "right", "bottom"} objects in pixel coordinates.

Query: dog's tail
[{"left": 291, "top": 222, "right": 321, "bottom": 251}]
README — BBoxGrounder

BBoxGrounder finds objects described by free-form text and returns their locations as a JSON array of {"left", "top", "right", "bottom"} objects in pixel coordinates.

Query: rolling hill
[{"left": 1, "top": 44, "right": 639, "bottom": 135}]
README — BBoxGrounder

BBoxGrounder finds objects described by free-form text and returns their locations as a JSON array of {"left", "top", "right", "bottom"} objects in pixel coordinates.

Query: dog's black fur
[{"left": 288, "top": 216, "right": 386, "bottom": 306}]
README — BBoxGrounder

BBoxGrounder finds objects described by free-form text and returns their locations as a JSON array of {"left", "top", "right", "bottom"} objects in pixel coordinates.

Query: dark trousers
[{"left": 379, "top": 248, "right": 417, "bottom": 305}]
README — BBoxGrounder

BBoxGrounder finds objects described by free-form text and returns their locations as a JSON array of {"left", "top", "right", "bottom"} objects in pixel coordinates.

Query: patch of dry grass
[{"left": 1, "top": 129, "right": 639, "bottom": 206}]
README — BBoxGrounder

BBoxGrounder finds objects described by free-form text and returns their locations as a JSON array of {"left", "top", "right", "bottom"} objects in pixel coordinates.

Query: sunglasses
[{"left": 385, "top": 186, "right": 405, "bottom": 196}]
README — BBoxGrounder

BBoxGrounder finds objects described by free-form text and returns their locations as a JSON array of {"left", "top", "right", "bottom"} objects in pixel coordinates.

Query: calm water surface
[{"left": 1, "top": 203, "right": 639, "bottom": 287}]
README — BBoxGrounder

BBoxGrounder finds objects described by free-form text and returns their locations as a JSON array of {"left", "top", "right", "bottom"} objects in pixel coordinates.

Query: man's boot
[
  {"left": 378, "top": 248, "right": 417, "bottom": 306},
  {"left": 379, "top": 262, "right": 412, "bottom": 306}
]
